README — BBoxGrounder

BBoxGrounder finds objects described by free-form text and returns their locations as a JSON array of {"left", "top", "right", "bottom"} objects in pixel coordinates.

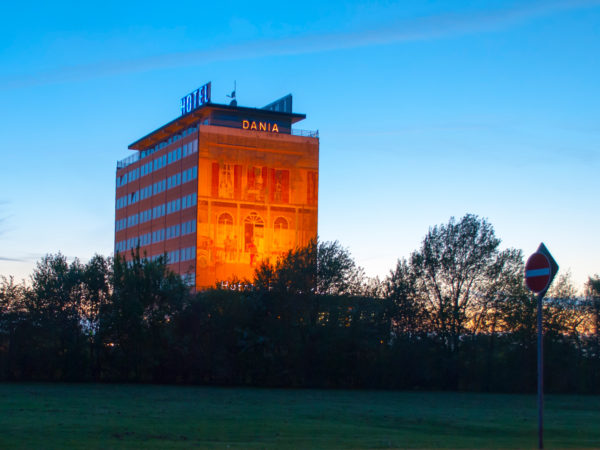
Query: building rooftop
[{"left": 128, "top": 102, "right": 308, "bottom": 151}]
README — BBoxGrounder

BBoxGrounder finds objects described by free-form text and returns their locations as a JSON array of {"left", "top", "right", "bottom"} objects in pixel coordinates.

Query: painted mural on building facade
[{"left": 194, "top": 126, "right": 318, "bottom": 288}]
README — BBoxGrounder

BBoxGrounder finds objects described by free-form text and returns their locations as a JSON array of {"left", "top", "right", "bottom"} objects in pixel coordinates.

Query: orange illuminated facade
[{"left": 114, "top": 90, "right": 319, "bottom": 289}]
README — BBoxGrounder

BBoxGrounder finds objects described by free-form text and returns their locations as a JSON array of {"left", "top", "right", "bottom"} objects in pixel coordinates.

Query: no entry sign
[
  {"left": 526, "top": 253, "right": 551, "bottom": 293},
  {"left": 525, "top": 243, "right": 558, "bottom": 295}
]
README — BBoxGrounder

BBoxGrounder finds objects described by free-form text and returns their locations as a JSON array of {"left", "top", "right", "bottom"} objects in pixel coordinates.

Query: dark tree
[
  {"left": 253, "top": 239, "right": 365, "bottom": 295},
  {"left": 410, "top": 215, "right": 512, "bottom": 349},
  {"left": 21, "top": 254, "right": 89, "bottom": 380},
  {"left": 0, "top": 276, "right": 29, "bottom": 379},
  {"left": 384, "top": 259, "right": 422, "bottom": 334},
  {"left": 585, "top": 275, "right": 600, "bottom": 370},
  {"left": 0, "top": 275, "right": 27, "bottom": 313},
  {"left": 98, "top": 249, "right": 190, "bottom": 381}
]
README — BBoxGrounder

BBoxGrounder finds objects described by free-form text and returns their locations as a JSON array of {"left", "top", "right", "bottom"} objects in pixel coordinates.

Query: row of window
[
  {"left": 167, "top": 173, "right": 181, "bottom": 190},
  {"left": 154, "top": 155, "right": 167, "bottom": 172},
  {"left": 180, "top": 247, "right": 195, "bottom": 262},
  {"left": 116, "top": 220, "right": 197, "bottom": 251},
  {"left": 151, "top": 229, "right": 165, "bottom": 244},
  {"left": 183, "top": 166, "right": 197, "bottom": 183},
  {"left": 166, "top": 220, "right": 196, "bottom": 240},
  {"left": 115, "top": 236, "right": 139, "bottom": 252},
  {"left": 140, "top": 209, "right": 152, "bottom": 224},
  {"left": 167, "top": 249, "right": 180, "bottom": 263},
  {"left": 167, "top": 198, "right": 180, "bottom": 214},
  {"left": 181, "top": 220, "right": 196, "bottom": 235},
  {"left": 166, "top": 224, "right": 179, "bottom": 240},
  {"left": 116, "top": 192, "right": 138, "bottom": 209},
  {"left": 115, "top": 193, "right": 198, "bottom": 232},
  {"left": 153, "top": 179, "right": 167, "bottom": 196},
  {"left": 167, "top": 147, "right": 181, "bottom": 165},
  {"left": 182, "top": 193, "right": 196, "bottom": 209},
  {"left": 127, "top": 167, "right": 140, "bottom": 185},
  {"left": 153, "top": 204, "right": 166, "bottom": 220},
  {"left": 116, "top": 167, "right": 198, "bottom": 210},
  {"left": 128, "top": 215, "right": 138, "bottom": 228},
  {"left": 139, "top": 126, "right": 198, "bottom": 159},
  {"left": 140, "top": 233, "right": 151, "bottom": 246},
  {"left": 140, "top": 185, "right": 152, "bottom": 200},
  {"left": 117, "top": 138, "right": 198, "bottom": 187},
  {"left": 153, "top": 220, "right": 196, "bottom": 243},
  {"left": 166, "top": 167, "right": 198, "bottom": 190},
  {"left": 141, "top": 160, "right": 153, "bottom": 177},
  {"left": 152, "top": 247, "right": 195, "bottom": 264}
]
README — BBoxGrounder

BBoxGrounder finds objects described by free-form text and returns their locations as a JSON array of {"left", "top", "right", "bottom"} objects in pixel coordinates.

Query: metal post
[{"left": 537, "top": 292, "right": 544, "bottom": 449}]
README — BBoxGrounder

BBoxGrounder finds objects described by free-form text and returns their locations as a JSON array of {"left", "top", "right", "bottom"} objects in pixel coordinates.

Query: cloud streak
[
  {"left": 2, "top": 0, "right": 599, "bottom": 89},
  {"left": 0, "top": 256, "right": 29, "bottom": 263}
]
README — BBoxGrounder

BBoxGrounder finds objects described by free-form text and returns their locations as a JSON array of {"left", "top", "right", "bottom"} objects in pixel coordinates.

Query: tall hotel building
[{"left": 114, "top": 83, "right": 319, "bottom": 289}]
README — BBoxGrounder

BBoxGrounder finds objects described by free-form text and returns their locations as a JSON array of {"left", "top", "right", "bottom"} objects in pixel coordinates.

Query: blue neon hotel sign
[{"left": 181, "top": 82, "right": 211, "bottom": 115}]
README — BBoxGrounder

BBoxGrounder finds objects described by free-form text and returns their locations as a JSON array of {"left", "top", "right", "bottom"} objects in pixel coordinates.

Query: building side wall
[{"left": 114, "top": 127, "right": 199, "bottom": 284}]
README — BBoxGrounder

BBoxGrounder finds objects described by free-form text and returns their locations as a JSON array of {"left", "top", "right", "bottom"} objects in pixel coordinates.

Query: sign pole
[
  {"left": 525, "top": 243, "right": 558, "bottom": 450},
  {"left": 537, "top": 291, "right": 544, "bottom": 450}
]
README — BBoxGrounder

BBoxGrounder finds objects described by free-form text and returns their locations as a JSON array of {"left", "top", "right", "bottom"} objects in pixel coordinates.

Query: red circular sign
[{"left": 525, "top": 252, "right": 551, "bottom": 293}]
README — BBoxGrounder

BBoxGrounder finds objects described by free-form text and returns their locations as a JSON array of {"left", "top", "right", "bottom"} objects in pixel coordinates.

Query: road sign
[
  {"left": 525, "top": 243, "right": 558, "bottom": 295},
  {"left": 525, "top": 253, "right": 551, "bottom": 293}
]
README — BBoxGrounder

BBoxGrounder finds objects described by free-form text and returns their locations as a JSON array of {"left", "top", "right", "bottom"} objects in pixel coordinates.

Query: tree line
[{"left": 1, "top": 214, "right": 599, "bottom": 392}]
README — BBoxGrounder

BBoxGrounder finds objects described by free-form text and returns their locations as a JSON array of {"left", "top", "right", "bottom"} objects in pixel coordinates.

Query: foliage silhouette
[
  {"left": 254, "top": 239, "right": 365, "bottom": 295},
  {"left": 0, "top": 216, "right": 599, "bottom": 393}
]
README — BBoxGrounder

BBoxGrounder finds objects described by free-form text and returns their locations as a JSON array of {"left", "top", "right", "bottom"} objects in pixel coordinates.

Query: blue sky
[{"left": 1, "top": 0, "right": 599, "bottom": 290}]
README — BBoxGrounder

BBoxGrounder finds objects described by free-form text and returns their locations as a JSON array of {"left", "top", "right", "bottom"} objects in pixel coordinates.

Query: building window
[
  {"left": 181, "top": 247, "right": 195, "bottom": 262},
  {"left": 247, "top": 166, "right": 266, "bottom": 201},
  {"left": 182, "top": 220, "right": 196, "bottom": 235},
  {"left": 274, "top": 216, "right": 288, "bottom": 230},
  {"left": 219, "top": 164, "right": 234, "bottom": 199},
  {"left": 217, "top": 213, "right": 234, "bottom": 241},
  {"left": 273, "top": 217, "right": 290, "bottom": 250},
  {"left": 271, "top": 169, "right": 290, "bottom": 203},
  {"left": 217, "top": 212, "right": 235, "bottom": 262},
  {"left": 244, "top": 212, "right": 264, "bottom": 265},
  {"left": 218, "top": 212, "right": 234, "bottom": 226}
]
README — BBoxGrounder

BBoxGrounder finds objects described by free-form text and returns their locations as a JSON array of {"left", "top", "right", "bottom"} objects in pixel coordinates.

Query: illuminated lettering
[
  {"left": 180, "top": 82, "right": 212, "bottom": 116},
  {"left": 200, "top": 83, "right": 210, "bottom": 103},
  {"left": 241, "top": 120, "right": 280, "bottom": 133}
]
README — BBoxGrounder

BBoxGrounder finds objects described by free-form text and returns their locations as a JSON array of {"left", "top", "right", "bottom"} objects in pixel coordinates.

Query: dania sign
[{"left": 242, "top": 120, "right": 279, "bottom": 133}]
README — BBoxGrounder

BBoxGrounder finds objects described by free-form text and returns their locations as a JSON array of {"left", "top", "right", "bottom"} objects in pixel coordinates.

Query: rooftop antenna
[{"left": 227, "top": 81, "right": 237, "bottom": 107}]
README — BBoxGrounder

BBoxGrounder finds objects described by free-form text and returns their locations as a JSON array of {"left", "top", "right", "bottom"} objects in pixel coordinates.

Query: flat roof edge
[{"left": 128, "top": 103, "right": 307, "bottom": 150}]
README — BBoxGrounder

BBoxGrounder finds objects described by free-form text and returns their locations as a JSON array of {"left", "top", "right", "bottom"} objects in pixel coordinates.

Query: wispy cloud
[
  {"left": 0, "top": 256, "right": 29, "bottom": 262},
  {"left": 0, "top": 251, "right": 48, "bottom": 263},
  {"left": 2, "top": 0, "right": 599, "bottom": 89}
]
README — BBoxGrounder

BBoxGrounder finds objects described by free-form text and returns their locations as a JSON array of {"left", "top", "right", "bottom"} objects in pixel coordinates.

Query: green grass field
[{"left": 0, "top": 384, "right": 598, "bottom": 449}]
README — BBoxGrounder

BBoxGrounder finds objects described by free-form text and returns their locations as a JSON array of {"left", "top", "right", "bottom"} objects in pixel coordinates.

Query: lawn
[{"left": 0, "top": 383, "right": 598, "bottom": 449}]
